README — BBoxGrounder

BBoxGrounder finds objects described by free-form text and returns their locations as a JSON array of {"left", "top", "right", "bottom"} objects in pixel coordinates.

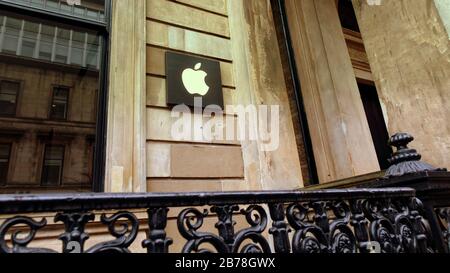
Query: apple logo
[{"left": 182, "top": 63, "right": 210, "bottom": 96}]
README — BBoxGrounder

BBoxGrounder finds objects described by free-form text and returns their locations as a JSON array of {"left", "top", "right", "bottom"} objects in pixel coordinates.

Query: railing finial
[{"left": 385, "top": 132, "right": 446, "bottom": 177}]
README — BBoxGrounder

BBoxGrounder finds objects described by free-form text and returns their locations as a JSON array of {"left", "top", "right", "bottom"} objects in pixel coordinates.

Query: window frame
[
  {"left": 0, "top": 0, "right": 111, "bottom": 192},
  {"left": 0, "top": 79, "right": 20, "bottom": 117},
  {"left": 41, "top": 143, "right": 65, "bottom": 187},
  {"left": 0, "top": 142, "right": 12, "bottom": 186},
  {"left": 49, "top": 85, "right": 70, "bottom": 121}
]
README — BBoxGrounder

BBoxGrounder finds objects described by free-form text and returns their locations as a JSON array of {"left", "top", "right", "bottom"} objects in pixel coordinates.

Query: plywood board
[
  {"left": 146, "top": 21, "right": 232, "bottom": 61},
  {"left": 147, "top": 0, "right": 230, "bottom": 37}
]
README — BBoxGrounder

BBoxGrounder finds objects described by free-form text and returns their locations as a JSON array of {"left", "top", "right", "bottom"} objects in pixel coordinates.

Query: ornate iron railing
[
  {"left": 0, "top": 188, "right": 437, "bottom": 253},
  {"left": 436, "top": 208, "right": 450, "bottom": 251}
]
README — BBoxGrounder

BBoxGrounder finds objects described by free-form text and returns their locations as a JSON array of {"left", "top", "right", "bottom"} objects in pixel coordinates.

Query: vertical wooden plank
[
  {"left": 314, "top": 0, "right": 380, "bottom": 177},
  {"left": 228, "top": 0, "right": 304, "bottom": 190},
  {"left": 284, "top": 0, "right": 380, "bottom": 183},
  {"left": 284, "top": 0, "right": 335, "bottom": 183},
  {"left": 106, "top": 0, "right": 147, "bottom": 193}
]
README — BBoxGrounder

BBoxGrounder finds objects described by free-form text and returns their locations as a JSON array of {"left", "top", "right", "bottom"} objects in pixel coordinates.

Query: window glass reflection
[
  {"left": 0, "top": 143, "right": 11, "bottom": 186},
  {"left": 50, "top": 86, "right": 70, "bottom": 120},
  {"left": 0, "top": 0, "right": 106, "bottom": 23},
  {"left": 0, "top": 80, "right": 20, "bottom": 116},
  {"left": 0, "top": 14, "right": 101, "bottom": 69},
  {"left": 41, "top": 144, "right": 65, "bottom": 186},
  {"left": 0, "top": 11, "right": 100, "bottom": 193}
]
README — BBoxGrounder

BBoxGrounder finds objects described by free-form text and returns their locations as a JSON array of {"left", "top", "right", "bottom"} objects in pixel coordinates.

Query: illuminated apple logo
[{"left": 182, "top": 63, "right": 210, "bottom": 96}]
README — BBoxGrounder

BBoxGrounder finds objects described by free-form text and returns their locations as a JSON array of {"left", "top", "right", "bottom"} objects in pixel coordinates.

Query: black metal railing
[
  {"left": 304, "top": 133, "right": 450, "bottom": 253},
  {"left": 437, "top": 208, "right": 450, "bottom": 251},
  {"left": 0, "top": 188, "right": 437, "bottom": 253}
]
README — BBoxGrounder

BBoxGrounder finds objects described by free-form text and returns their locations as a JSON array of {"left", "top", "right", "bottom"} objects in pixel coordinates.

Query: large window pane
[
  {"left": 39, "top": 24, "right": 55, "bottom": 61},
  {"left": 86, "top": 33, "right": 99, "bottom": 69},
  {"left": 41, "top": 145, "right": 64, "bottom": 186},
  {"left": 54, "top": 27, "right": 70, "bottom": 64},
  {"left": 0, "top": 80, "right": 19, "bottom": 116},
  {"left": 3, "top": 17, "right": 21, "bottom": 54},
  {"left": 1, "top": 0, "right": 106, "bottom": 23},
  {"left": 70, "top": 31, "right": 84, "bottom": 66},
  {"left": 0, "top": 11, "right": 102, "bottom": 193},
  {"left": 50, "top": 86, "right": 69, "bottom": 120},
  {"left": 0, "top": 14, "right": 102, "bottom": 70},
  {"left": 0, "top": 15, "right": 4, "bottom": 31},
  {"left": 21, "top": 20, "right": 39, "bottom": 58},
  {"left": 0, "top": 143, "right": 11, "bottom": 186}
]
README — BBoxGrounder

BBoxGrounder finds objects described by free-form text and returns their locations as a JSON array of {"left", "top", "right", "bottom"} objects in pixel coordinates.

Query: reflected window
[
  {"left": 55, "top": 27, "right": 70, "bottom": 64},
  {"left": 0, "top": 80, "right": 20, "bottom": 116},
  {"left": 0, "top": 17, "right": 101, "bottom": 70},
  {"left": 71, "top": 31, "right": 85, "bottom": 66},
  {"left": 3, "top": 16, "right": 21, "bottom": 55},
  {"left": 86, "top": 33, "right": 100, "bottom": 69},
  {"left": 22, "top": 20, "right": 39, "bottom": 58},
  {"left": 1, "top": 0, "right": 106, "bottom": 23},
  {"left": 0, "top": 144, "right": 11, "bottom": 186},
  {"left": 50, "top": 86, "right": 70, "bottom": 120},
  {"left": 39, "top": 25, "right": 55, "bottom": 61},
  {"left": 0, "top": 0, "right": 108, "bottom": 193},
  {"left": 41, "top": 145, "right": 64, "bottom": 186}
]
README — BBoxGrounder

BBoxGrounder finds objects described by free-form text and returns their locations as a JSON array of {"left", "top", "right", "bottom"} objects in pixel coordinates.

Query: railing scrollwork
[{"left": 0, "top": 189, "right": 443, "bottom": 253}]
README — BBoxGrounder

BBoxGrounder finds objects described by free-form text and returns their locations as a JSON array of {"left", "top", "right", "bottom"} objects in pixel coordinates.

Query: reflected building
[{"left": 0, "top": 4, "right": 102, "bottom": 193}]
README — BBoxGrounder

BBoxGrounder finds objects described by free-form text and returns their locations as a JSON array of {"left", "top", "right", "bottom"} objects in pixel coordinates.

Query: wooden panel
[
  {"left": 146, "top": 108, "right": 240, "bottom": 145},
  {"left": 106, "top": 0, "right": 147, "bottom": 193},
  {"left": 147, "top": 0, "right": 230, "bottom": 38},
  {"left": 171, "top": 144, "right": 244, "bottom": 178},
  {"left": 146, "top": 46, "right": 235, "bottom": 87},
  {"left": 148, "top": 180, "right": 248, "bottom": 192},
  {"left": 226, "top": 1, "right": 263, "bottom": 191},
  {"left": 147, "top": 179, "right": 248, "bottom": 193},
  {"left": 146, "top": 142, "right": 171, "bottom": 178},
  {"left": 144, "top": 0, "right": 309, "bottom": 192},
  {"left": 354, "top": 69, "right": 373, "bottom": 82},
  {"left": 342, "top": 29, "right": 373, "bottom": 81},
  {"left": 284, "top": 0, "right": 380, "bottom": 183},
  {"left": 146, "top": 21, "right": 232, "bottom": 61},
  {"left": 315, "top": 0, "right": 379, "bottom": 176},
  {"left": 147, "top": 180, "right": 223, "bottom": 192},
  {"left": 146, "top": 76, "right": 237, "bottom": 109},
  {"left": 221, "top": 179, "right": 250, "bottom": 192},
  {"left": 146, "top": 143, "right": 244, "bottom": 178},
  {"left": 227, "top": 0, "right": 304, "bottom": 190},
  {"left": 173, "top": 0, "right": 228, "bottom": 16}
]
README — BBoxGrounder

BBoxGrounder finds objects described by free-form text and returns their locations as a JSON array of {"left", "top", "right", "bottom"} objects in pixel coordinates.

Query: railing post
[
  {"left": 142, "top": 207, "right": 173, "bottom": 253},
  {"left": 55, "top": 212, "right": 95, "bottom": 253},
  {"left": 437, "top": 208, "right": 450, "bottom": 252},
  {"left": 269, "top": 203, "right": 291, "bottom": 253},
  {"left": 407, "top": 198, "right": 431, "bottom": 253},
  {"left": 383, "top": 132, "right": 449, "bottom": 253},
  {"left": 349, "top": 200, "right": 371, "bottom": 253},
  {"left": 212, "top": 205, "right": 239, "bottom": 251},
  {"left": 421, "top": 201, "right": 449, "bottom": 253},
  {"left": 385, "top": 132, "right": 445, "bottom": 178}
]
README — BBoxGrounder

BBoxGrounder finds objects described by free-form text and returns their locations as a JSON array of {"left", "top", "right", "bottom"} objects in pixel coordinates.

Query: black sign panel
[{"left": 166, "top": 52, "right": 224, "bottom": 108}]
